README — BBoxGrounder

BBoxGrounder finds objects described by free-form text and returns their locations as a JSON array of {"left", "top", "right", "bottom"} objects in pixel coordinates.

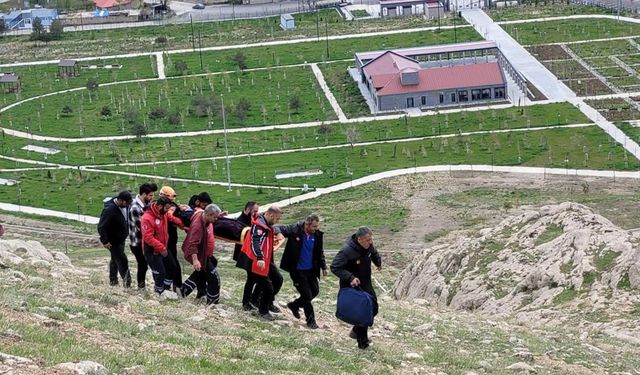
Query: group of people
[{"left": 97, "top": 182, "right": 382, "bottom": 349}]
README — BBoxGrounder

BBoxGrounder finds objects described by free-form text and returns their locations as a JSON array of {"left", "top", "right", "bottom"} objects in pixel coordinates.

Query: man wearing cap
[
  {"left": 159, "top": 186, "right": 188, "bottom": 293},
  {"left": 98, "top": 190, "right": 133, "bottom": 287}
]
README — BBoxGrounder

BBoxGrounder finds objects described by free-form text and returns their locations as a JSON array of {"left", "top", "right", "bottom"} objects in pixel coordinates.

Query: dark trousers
[
  {"left": 108, "top": 241, "right": 131, "bottom": 287},
  {"left": 353, "top": 296, "right": 378, "bottom": 348},
  {"left": 241, "top": 270, "right": 257, "bottom": 307},
  {"left": 167, "top": 240, "right": 182, "bottom": 288},
  {"left": 129, "top": 245, "right": 147, "bottom": 289},
  {"left": 250, "top": 264, "right": 283, "bottom": 305},
  {"left": 244, "top": 272, "right": 275, "bottom": 314},
  {"left": 145, "top": 252, "right": 178, "bottom": 294},
  {"left": 290, "top": 269, "right": 320, "bottom": 324},
  {"left": 182, "top": 257, "right": 220, "bottom": 304}
]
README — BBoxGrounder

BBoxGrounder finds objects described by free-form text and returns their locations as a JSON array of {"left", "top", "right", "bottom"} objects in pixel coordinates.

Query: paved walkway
[
  {"left": 310, "top": 63, "right": 347, "bottom": 121},
  {"left": 462, "top": 9, "right": 640, "bottom": 162},
  {"left": 462, "top": 9, "right": 576, "bottom": 101},
  {"left": 155, "top": 52, "right": 166, "bottom": 79}
]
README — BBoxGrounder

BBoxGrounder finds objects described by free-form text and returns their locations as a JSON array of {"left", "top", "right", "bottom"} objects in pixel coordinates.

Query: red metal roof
[
  {"left": 375, "top": 62, "right": 505, "bottom": 96},
  {"left": 362, "top": 51, "right": 419, "bottom": 78}
]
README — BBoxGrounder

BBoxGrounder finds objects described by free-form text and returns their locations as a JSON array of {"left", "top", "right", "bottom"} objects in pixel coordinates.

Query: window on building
[
  {"left": 458, "top": 90, "right": 468, "bottom": 102},
  {"left": 438, "top": 94, "right": 443, "bottom": 104},
  {"left": 482, "top": 88, "right": 492, "bottom": 100},
  {"left": 450, "top": 92, "right": 456, "bottom": 103},
  {"left": 471, "top": 89, "right": 482, "bottom": 101},
  {"left": 407, "top": 97, "right": 414, "bottom": 108},
  {"left": 494, "top": 87, "right": 505, "bottom": 99},
  {"left": 422, "top": 96, "right": 427, "bottom": 106}
]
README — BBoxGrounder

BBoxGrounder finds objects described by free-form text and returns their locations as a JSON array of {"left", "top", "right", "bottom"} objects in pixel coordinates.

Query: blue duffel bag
[{"left": 335, "top": 287, "right": 374, "bottom": 327}]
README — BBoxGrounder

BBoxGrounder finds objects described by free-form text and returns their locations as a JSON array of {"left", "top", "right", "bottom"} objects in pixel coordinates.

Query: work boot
[
  {"left": 306, "top": 320, "right": 319, "bottom": 329},
  {"left": 287, "top": 302, "right": 301, "bottom": 319},
  {"left": 349, "top": 327, "right": 357, "bottom": 339},
  {"left": 243, "top": 303, "right": 256, "bottom": 312},
  {"left": 268, "top": 304, "right": 281, "bottom": 314},
  {"left": 124, "top": 271, "right": 132, "bottom": 288}
]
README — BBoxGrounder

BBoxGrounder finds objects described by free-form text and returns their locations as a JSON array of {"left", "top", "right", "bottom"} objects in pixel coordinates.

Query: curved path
[{"left": 5, "top": 164, "right": 639, "bottom": 225}]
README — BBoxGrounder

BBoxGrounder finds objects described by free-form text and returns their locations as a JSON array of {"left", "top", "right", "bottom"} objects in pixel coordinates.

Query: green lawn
[
  {"left": 318, "top": 61, "right": 370, "bottom": 118},
  {"left": 1, "top": 65, "right": 335, "bottom": 137},
  {"left": 0, "top": 103, "right": 588, "bottom": 165},
  {"left": 0, "top": 10, "right": 467, "bottom": 63},
  {"left": 0, "top": 56, "right": 158, "bottom": 106},
  {"left": 165, "top": 27, "right": 482, "bottom": 75},
  {"left": 504, "top": 19, "right": 640, "bottom": 45},
  {"left": 488, "top": 3, "right": 626, "bottom": 21},
  {"left": 0, "top": 169, "right": 292, "bottom": 216},
  {"left": 124, "top": 126, "right": 637, "bottom": 189}
]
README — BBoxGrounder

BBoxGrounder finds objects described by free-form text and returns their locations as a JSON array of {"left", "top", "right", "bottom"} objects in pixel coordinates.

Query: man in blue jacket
[
  {"left": 278, "top": 214, "right": 327, "bottom": 329},
  {"left": 98, "top": 190, "right": 133, "bottom": 287},
  {"left": 331, "top": 226, "right": 382, "bottom": 349}
]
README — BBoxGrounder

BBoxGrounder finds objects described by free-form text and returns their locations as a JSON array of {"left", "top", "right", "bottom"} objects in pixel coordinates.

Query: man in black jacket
[
  {"left": 98, "top": 190, "right": 133, "bottom": 287},
  {"left": 331, "top": 226, "right": 382, "bottom": 349},
  {"left": 278, "top": 214, "right": 327, "bottom": 329}
]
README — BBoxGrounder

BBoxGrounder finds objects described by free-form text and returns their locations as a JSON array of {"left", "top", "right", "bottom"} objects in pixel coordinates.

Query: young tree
[
  {"left": 100, "top": 106, "right": 112, "bottom": 119},
  {"left": 49, "top": 19, "right": 64, "bottom": 40},
  {"left": 61, "top": 105, "right": 73, "bottom": 117},
  {"left": 30, "top": 17, "right": 45, "bottom": 42},
  {"left": 234, "top": 98, "right": 251, "bottom": 123},
  {"left": 148, "top": 107, "right": 167, "bottom": 120},
  {"left": 168, "top": 110, "right": 182, "bottom": 125},
  {"left": 174, "top": 60, "right": 188, "bottom": 75},
  {"left": 289, "top": 95, "right": 302, "bottom": 112},
  {"left": 86, "top": 78, "right": 99, "bottom": 92},
  {"left": 131, "top": 122, "right": 147, "bottom": 140},
  {"left": 232, "top": 52, "right": 247, "bottom": 70}
]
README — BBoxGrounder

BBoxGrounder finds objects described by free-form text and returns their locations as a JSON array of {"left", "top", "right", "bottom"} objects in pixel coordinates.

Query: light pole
[{"left": 220, "top": 94, "right": 232, "bottom": 192}]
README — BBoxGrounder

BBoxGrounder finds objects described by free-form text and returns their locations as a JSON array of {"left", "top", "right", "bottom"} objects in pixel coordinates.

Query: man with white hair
[{"left": 181, "top": 204, "right": 222, "bottom": 305}]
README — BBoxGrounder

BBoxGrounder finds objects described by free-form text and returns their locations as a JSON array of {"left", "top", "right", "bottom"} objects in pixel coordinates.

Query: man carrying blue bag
[{"left": 331, "top": 226, "right": 382, "bottom": 350}]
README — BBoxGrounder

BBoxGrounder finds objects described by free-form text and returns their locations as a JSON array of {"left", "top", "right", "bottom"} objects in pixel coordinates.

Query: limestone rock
[
  {"left": 120, "top": 365, "right": 145, "bottom": 375},
  {"left": 404, "top": 352, "right": 423, "bottom": 360},
  {"left": 393, "top": 203, "right": 640, "bottom": 315},
  {"left": 506, "top": 362, "right": 537, "bottom": 373},
  {"left": 55, "top": 360, "right": 109, "bottom": 375},
  {"left": 0, "top": 352, "right": 33, "bottom": 365}
]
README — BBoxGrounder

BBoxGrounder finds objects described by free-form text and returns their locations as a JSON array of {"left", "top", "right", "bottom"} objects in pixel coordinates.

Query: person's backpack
[{"left": 335, "top": 287, "right": 374, "bottom": 327}]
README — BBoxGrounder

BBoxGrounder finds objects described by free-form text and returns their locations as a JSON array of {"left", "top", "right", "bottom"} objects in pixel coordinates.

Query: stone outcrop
[{"left": 393, "top": 203, "right": 640, "bottom": 314}]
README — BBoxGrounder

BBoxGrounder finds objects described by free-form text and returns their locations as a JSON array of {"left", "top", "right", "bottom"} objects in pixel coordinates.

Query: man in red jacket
[
  {"left": 141, "top": 196, "right": 186, "bottom": 298},
  {"left": 237, "top": 206, "right": 285, "bottom": 320},
  {"left": 181, "top": 204, "right": 222, "bottom": 305}
]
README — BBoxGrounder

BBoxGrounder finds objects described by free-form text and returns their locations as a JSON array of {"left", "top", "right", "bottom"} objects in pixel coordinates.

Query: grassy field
[
  {"left": 121, "top": 126, "right": 636, "bottom": 189},
  {"left": 0, "top": 10, "right": 466, "bottom": 63},
  {"left": 488, "top": 2, "right": 626, "bottom": 21},
  {"left": 164, "top": 27, "right": 482, "bottom": 75},
  {"left": 0, "top": 169, "right": 293, "bottom": 216},
  {"left": 0, "top": 56, "right": 158, "bottom": 106},
  {"left": 1, "top": 65, "right": 335, "bottom": 137},
  {"left": 318, "top": 61, "right": 370, "bottom": 118},
  {"left": 0, "top": 103, "right": 588, "bottom": 165},
  {"left": 504, "top": 19, "right": 640, "bottom": 45}
]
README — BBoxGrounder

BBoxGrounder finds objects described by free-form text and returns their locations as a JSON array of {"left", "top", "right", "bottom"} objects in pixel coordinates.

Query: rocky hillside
[{"left": 394, "top": 203, "right": 640, "bottom": 338}]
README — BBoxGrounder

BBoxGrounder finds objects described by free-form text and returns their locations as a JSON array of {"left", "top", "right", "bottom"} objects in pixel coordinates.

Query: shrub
[
  {"left": 149, "top": 107, "right": 167, "bottom": 120},
  {"left": 189, "top": 95, "right": 219, "bottom": 118},
  {"left": 61, "top": 105, "right": 73, "bottom": 117},
  {"left": 174, "top": 60, "right": 188, "bottom": 75},
  {"left": 155, "top": 36, "right": 168, "bottom": 44},
  {"left": 168, "top": 110, "right": 182, "bottom": 125},
  {"left": 289, "top": 95, "right": 302, "bottom": 112}
]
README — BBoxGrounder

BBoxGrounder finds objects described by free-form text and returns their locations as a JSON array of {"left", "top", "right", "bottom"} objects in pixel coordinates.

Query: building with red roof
[{"left": 357, "top": 43, "right": 509, "bottom": 112}]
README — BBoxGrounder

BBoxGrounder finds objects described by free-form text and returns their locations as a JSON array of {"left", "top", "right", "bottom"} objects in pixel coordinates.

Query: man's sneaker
[
  {"left": 307, "top": 321, "right": 319, "bottom": 329},
  {"left": 286, "top": 302, "right": 301, "bottom": 319},
  {"left": 109, "top": 280, "right": 119, "bottom": 287},
  {"left": 268, "top": 304, "right": 281, "bottom": 314},
  {"left": 242, "top": 303, "right": 256, "bottom": 312}
]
